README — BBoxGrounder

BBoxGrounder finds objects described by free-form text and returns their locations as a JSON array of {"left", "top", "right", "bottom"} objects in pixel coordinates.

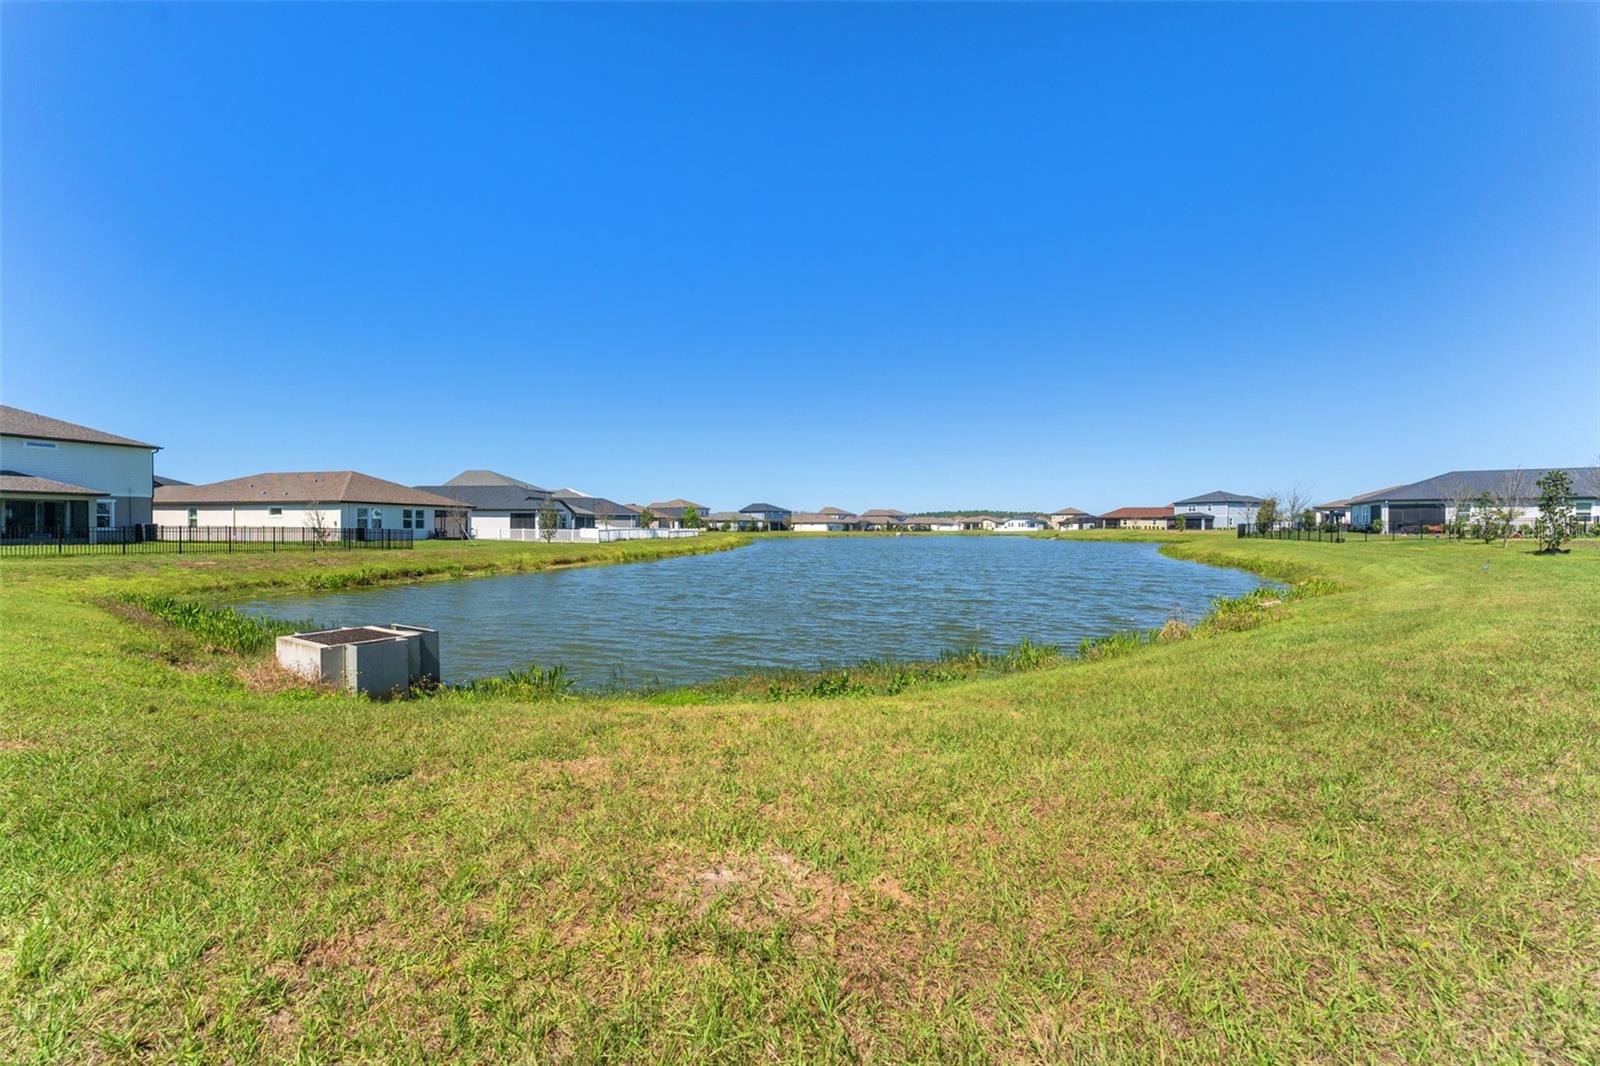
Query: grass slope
[{"left": 1, "top": 533, "right": 1597, "bottom": 1062}]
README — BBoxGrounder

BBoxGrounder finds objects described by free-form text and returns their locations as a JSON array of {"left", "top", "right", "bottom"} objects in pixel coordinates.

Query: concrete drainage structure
[{"left": 275, "top": 624, "right": 440, "bottom": 698}]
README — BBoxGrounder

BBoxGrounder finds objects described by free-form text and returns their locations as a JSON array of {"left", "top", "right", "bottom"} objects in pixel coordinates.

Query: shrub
[
  {"left": 120, "top": 594, "right": 310, "bottom": 654},
  {"left": 453, "top": 662, "right": 573, "bottom": 699}
]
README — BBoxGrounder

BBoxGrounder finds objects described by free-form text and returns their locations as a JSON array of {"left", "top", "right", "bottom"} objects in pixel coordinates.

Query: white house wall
[
  {"left": 1176, "top": 502, "right": 1257, "bottom": 529},
  {"left": 0, "top": 435, "right": 156, "bottom": 523},
  {"left": 151, "top": 502, "right": 437, "bottom": 538}
]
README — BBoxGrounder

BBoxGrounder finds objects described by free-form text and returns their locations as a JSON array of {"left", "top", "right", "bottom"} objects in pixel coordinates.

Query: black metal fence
[
  {"left": 0, "top": 525, "right": 415, "bottom": 557},
  {"left": 1236, "top": 524, "right": 1345, "bottom": 542},
  {"left": 1240, "top": 517, "right": 1597, "bottom": 542}
]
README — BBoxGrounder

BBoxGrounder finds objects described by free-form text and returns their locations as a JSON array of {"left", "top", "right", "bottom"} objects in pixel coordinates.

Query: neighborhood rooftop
[
  {"left": 1, "top": 404, "right": 160, "bottom": 450},
  {"left": 415, "top": 482, "right": 554, "bottom": 510},
  {"left": 153, "top": 472, "right": 463, "bottom": 508},
  {"left": 1171, "top": 490, "right": 1263, "bottom": 505},
  {"left": 1348, "top": 468, "right": 1600, "bottom": 503},
  {"left": 0, "top": 471, "right": 105, "bottom": 496},
  {"left": 442, "top": 469, "right": 547, "bottom": 491}
]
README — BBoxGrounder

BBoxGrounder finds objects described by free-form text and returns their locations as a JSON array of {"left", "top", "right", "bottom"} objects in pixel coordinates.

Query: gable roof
[
  {"left": 1348, "top": 468, "right": 1600, "bottom": 503},
  {"left": 153, "top": 472, "right": 463, "bottom": 508},
  {"left": 1172, "top": 490, "right": 1263, "bottom": 506},
  {"left": 416, "top": 483, "right": 556, "bottom": 511},
  {"left": 556, "top": 492, "right": 637, "bottom": 518},
  {"left": 860, "top": 508, "right": 907, "bottom": 518},
  {"left": 1101, "top": 506, "right": 1174, "bottom": 520},
  {"left": 0, "top": 405, "right": 159, "bottom": 450},
  {"left": 647, "top": 498, "right": 708, "bottom": 511},
  {"left": 1051, "top": 506, "right": 1090, "bottom": 516},
  {"left": 0, "top": 471, "right": 106, "bottom": 496},
  {"left": 441, "top": 469, "right": 547, "bottom": 490},
  {"left": 818, "top": 506, "right": 854, "bottom": 516},
  {"left": 740, "top": 502, "right": 789, "bottom": 513}
]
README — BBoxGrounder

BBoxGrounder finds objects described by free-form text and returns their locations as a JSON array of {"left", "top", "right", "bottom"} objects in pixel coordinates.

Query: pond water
[{"left": 233, "top": 536, "right": 1272, "bottom": 689}]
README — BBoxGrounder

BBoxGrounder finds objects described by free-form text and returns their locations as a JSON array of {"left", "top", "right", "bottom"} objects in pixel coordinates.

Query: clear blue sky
[{"left": 3, "top": 3, "right": 1596, "bottom": 513}]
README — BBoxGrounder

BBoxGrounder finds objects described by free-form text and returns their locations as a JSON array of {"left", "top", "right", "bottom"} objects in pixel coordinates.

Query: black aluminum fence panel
[
  {"left": 1238, "top": 518, "right": 1596, "bottom": 541},
  {"left": 1236, "top": 524, "right": 1345, "bottom": 542},
  {"left": 0, "top": 525, "right": 415, "bottom": 557}
]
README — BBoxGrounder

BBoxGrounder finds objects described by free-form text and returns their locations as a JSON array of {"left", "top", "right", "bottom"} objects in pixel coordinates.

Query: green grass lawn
[{"left": 2, "top": 532, "right": 1597, "bottom": 1062}]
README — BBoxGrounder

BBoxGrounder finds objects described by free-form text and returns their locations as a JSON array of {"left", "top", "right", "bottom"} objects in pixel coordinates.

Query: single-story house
[
  {"left": 645, "top": 499, "right": 710, "bottom": 528},
  {"left": 1172, "top": 491, "right": 1262, "bottom": 530},
  {"left": 791, "top": 511, "right": 852, "bottom": 532},
  {"left": 960, "top": 515, "right": 999, "bottom": 531},
  {"left": 556, "top": 491, "right": 641, "bottom": 530},
  {"left": 152, "top": 472, "right": 465, "bottom": 538},
  {"left": 857, "top": 508, "right": 907, "bottom": 530},
  {"left": 1, "top": 405, "right": 160, "bottom": 539},
  {"left": 704, "top": 510, "right": 745, "bottom": 530},
  {"left": 997, "top": 515, "right": 1050, "bottom": 532},
  {"left": 1346, "top": 468, "right": 1600, "bottom": 533},
  {"left": 920, "top": 516, "right": 963, "bottom": 532},
  {"left": 416, "top": 470, "right": 569, "bottom": 539},
  {"left": 1100, "top": 506, "right": 1174, "bottom": 530},
  {"left": 1049, "top": 507, "right": 1097, "bottom": 530},
  {"left": 739, "top": 503, "right": 792, "bottom": 530}
]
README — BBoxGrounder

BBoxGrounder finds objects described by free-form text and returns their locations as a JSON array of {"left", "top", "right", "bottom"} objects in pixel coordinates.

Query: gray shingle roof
[
  {"left": 154, "top": 472, "right": 464, "bottom": 508},
  {"left": 152, "top": 475, "right": 191, "bottom": 487},
  {"left": 740, "top": 503, "right": 790, "bottom": 514},
  {"left": 1350, "top": 468, "right": 1600, "bottom": 503},
  {"left": 441, "top": 469, "right": 547, "bottom": 491},
  {"left": 556, "top": 493, "right": 636, "bottom": 518},
  {"left": 416, "top": 484, "right": 555, "bottom": 511},
  {"left": 0, "top": 471, "right": 106, "bottom": 496},
  {"left": 1172, "top": 490, "right": 1264, "bottom": 505},
  {"left": 0, "top": 405, "right": 159, "bottom": 450}
]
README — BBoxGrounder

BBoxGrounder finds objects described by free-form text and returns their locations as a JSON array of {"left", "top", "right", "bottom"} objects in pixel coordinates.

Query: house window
[
  {"left": 96, "top": 501, "right": 113, "bottom": 528},
  {"left": 268, "top": 507, "right": 282, "bottom": 517},
  {"left": 356, "top": 507, "right": 368, "bottom": 530},
  {"left": 24, "top": 440, "right": 56, "bottom": 449},
  {"left": 371, "top": 508, "right": 383, "bottom": 529},
  {"left": 402, "top": 508, "right": 414, "bottom": 529},
  {"left": 187, "top": 507, "right": 197, "bottom": 528}
]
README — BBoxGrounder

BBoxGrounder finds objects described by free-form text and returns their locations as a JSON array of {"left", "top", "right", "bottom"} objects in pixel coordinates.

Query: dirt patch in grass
[{"left": 659, "top": 848, "right": 853, "bottom": 937}]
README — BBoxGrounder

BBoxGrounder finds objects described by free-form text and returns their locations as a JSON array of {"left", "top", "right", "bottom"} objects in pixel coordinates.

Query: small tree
[
  {"left": 1299, "top": 508, "right": 1316, "bottom": 532},
  {"left": 1282, "top": 486, "right": 1312, "bottom": 530},
  {"left": 1254, "top": 495, "right": 1280, "bottom": 534},
  {"left": 1472, "top": 492, "right": 1498, "bottom": 544},
  {"left": 637, "top": 506, "right": 656, "bottom": 530},
  {"left": 304, "top": 502, "right": 333, "bottom": 543},
  {"left": 1172, "top": 513, "right": 1188, "bottom": 533},
  {"left": 1532, "top": 469, "right": 1577, "bottom": 553},
  {"left": 1491, "top": 468, "right": 1531, "bottom": 546},
  {"left": 539, "top": 500, "right": 561, "bottom": 544},
  {"left": 1436, "top": 475, "right": 1474, "bottom": 540},
  {"left": 681, "top": 505, "right": 701, "bottom": 529}
]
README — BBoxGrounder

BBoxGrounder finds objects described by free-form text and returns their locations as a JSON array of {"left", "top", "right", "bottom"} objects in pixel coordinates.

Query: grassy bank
[{"left": 2, "top": 534, "right": 1597, "bottom": 1061}]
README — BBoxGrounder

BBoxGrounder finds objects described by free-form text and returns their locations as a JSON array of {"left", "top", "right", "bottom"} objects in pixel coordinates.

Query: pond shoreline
[{"left": 230, "top": 535, "right": 1277, "bottom": 690}]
